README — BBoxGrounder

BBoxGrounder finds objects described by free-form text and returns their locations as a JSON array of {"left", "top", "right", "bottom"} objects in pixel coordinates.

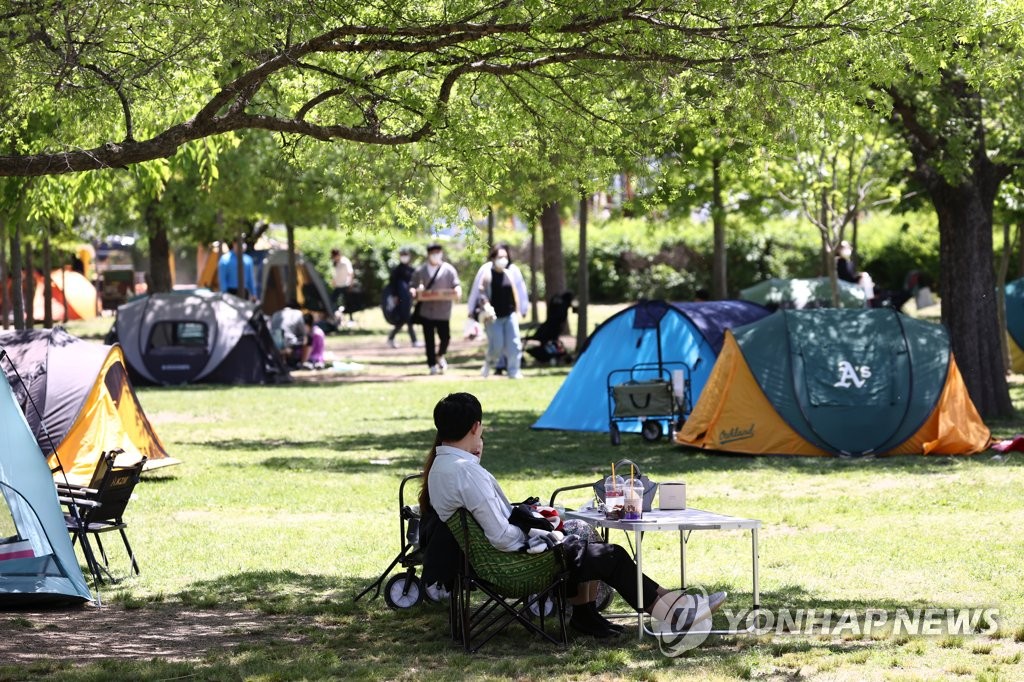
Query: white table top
[{"left": 564, "top": 507, "right": 761, "bottom": 531}]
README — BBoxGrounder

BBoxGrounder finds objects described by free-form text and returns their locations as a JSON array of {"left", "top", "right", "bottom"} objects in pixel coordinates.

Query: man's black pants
[{"left": 422, "top": 319, "right": 451, "bottom": 368}]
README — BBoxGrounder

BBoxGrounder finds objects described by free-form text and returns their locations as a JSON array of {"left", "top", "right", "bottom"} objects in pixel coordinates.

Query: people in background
[
  {"left": 219, "top": 239, "right": 257, "bottom": 299},
  {"left": 302, "top": 312, "right": 327, "bottom": 370},
  {"left": 331, "top": 248, "right": 355, "bottom": 323},
  {"left": 466, "top": 244, "right": 529, "bottom": 379},
  {"left": 271, "top": 300, "right": 307, "bottom": 369},
  {"left": 387, "top": 247, "right": 420, "bottom": 348},
  {"left": 835, "top": 240, "right": 875, "bottom": 301},
  {"left": 411, "top": 243, "right": 461, "bottom": 375}
]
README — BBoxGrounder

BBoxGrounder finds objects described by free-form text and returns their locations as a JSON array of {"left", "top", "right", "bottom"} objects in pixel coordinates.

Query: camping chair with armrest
[
  {"left": 56, "top": 449, "right": 146, "bottom": 585},
  {"left": 446, "top": 508, "right": 569, "bottom": 653}
]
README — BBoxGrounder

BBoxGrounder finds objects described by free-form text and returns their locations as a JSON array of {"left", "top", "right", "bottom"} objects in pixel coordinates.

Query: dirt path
[{"left": 0, "top": 605, "right": 300, "bottom": 663}]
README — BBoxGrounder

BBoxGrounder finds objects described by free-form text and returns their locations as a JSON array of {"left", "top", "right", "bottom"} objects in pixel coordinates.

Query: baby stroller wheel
[
  {"left": 641, "top": 419, "right": 662, "bottom": 442},
  {"left": 610, "top": 422, "right": 621, "bottom": 446},
  {"left": 384, "top": 573, "right": 423, "bottom": 609},
  {"left": 424, "top": 582, "right": 450, "bottom": 603}
]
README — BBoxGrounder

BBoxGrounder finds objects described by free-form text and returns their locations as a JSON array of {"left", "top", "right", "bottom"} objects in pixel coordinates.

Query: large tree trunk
[
  {"left": 286, "top": 222, "right": 297, "bottom": 303},
  {"left": 529, "top": 220, "right": 538, "bottom": 323},
  {"left": 23, "top": 240, "right": 34, "bottom": 329},
  {"left": 933, "top": 181, "right": 1012, "bottom": 418},
  {"left": 577, "top": 192, "right": 589, "bottom": 351},
  {"left": 0, "top": 216, "right": 8, "bottom": 330},
  {"left": 540, "top": 202, "right": 566, "bottom": 300},
  {"left": 711, "top": 155, "right": 727, "bottom": 300},
  {"left": 42, "top": 228, "right": 53, "bottom": 328},
  {"left": 146, "top": 200, "right": 174, "bottom": 293},
  {"left": 10, "top": 225, "right": 24, "bottom": 330}
]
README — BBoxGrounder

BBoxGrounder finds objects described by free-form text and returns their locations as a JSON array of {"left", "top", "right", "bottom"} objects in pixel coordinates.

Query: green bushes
[{"left": 290, "top": 210, "right": 945, "bottom": 307}]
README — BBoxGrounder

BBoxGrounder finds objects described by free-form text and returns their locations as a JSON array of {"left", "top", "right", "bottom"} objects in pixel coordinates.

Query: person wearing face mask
[
  {"left": 467, "top": 243, "right": 530, "bottom": 379},
  {"left": 385, "top": 247, "right": 420, "bottom": 348},
  {"left": 835, "top": 240, "right": 875, "bottom": 302},
  {"left": 411, "top": 243, "right": 462, "bottom": 374}
]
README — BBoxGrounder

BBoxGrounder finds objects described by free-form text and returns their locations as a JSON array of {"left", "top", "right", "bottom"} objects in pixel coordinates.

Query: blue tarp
[{"left": 532, "top": 300, "right": 770, "bottom": 433}]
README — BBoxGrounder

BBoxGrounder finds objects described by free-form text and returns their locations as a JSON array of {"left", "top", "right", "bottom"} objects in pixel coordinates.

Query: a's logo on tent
[
  {"left": 720, "top": 424, "right": 755, "bottom": 444},
  {"left": 833, "top": 361, "right": 872, "bottom": 389}
]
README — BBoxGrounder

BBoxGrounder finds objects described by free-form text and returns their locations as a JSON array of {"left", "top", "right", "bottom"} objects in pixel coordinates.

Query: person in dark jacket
[{"left": 386, "top": 248, "right": 419, "bottom": 348}]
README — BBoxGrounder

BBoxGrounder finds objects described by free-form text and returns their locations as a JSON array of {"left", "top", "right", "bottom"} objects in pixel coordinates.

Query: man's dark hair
[
  {"left": 303, "top": 312, "right": 314, "bottom": 326},
  {"left": 433, "top": 392, "right": 482, "bottom": 442},
  {"left": 331, "top": 248, "right": 340, "bottom": 257}
]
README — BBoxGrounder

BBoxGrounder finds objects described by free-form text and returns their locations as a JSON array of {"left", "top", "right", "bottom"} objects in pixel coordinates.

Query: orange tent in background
[{"left": 30, "top": 269, "right": 100, "bottom": 321}]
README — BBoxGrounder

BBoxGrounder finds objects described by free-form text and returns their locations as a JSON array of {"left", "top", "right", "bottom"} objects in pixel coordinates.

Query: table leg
[
  {"left": 752, "top": 527, "right": 760, "bottom": 610},
  {"left": 635, "top": 527, "right": 644, "bottom": 641},
  {"left": 679, "top": 530, "right": 687, "bottom": 589}
]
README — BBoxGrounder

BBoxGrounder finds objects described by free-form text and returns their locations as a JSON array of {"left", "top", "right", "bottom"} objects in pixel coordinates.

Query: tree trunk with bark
[
  {"left": 540, "top": 202, "right": 567, "bottom": 333},
  {"left": 286, "top": 223, "right": 298, "bottom": 304},
  {"left": 931, "top": 179, "right": 1012, "bottom": 417},
  {"left": 576, "top": 192, "right": 589, "bottom": 352},
  {"left": 42, "top": 229, "right": 53, "bottom": 328},
  {"left": 0, "top": 217, "right": 8, "bottom": 330},
  {"left": 711, "top": 155, "right": 727, "bottom": 300},
  {"left": 540, "top": 202, "right": 566, "bottom": 298},
  {"left": 146, "top": 200, "right": 174, "bottom": 293},
  {"left": 23, "top": 240, "right": 34, "bottom": 329}
]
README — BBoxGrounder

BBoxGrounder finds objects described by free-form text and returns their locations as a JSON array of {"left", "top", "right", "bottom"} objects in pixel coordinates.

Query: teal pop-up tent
[
  {"left": 532, "top": 300, "right": 769, "bottom": 433},
  {"left": 0, "top": 364, "right": 92, "bottom": 605}
]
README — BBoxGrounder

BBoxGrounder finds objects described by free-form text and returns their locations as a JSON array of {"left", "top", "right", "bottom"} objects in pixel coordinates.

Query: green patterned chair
[{"left": 446, "top": 509, "right": 569, "bottom": 652}]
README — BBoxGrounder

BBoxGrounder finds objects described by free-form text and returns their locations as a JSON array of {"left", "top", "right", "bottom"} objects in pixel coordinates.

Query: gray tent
[{"left": 110, "top": 290, "right": 290, "bottom": 385}]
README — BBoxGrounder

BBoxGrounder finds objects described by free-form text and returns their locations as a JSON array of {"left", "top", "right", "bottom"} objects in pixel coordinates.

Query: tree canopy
[{"left": 2, "top": 0, "right": 933, "bottom": 178}]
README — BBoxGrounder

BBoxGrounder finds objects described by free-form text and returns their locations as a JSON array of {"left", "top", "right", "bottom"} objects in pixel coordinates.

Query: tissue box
[{"left": 659, "top": 482, "right": 686, "bottom": 510}]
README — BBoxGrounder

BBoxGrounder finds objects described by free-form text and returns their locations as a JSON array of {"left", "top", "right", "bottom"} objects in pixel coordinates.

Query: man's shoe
[
  {"left": 429, "top": 365, "right": 440, "bottom": 375},
  {"left": 480, "top": 364, "right": 490, "bottom": 378},
  {"left": 667, "top": 591, "right": 727, "bottom": 632},
  {"left": 437, "top": 357, "right": 448, "bottom": 373},
  {"left": 386, "top": 338, "right": 397, "bottom": 348}
]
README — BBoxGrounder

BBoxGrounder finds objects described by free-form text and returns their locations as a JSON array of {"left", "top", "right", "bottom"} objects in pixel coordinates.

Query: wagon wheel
[
  {"left": 384, "top": 573, "right": 423, "bottom": 609},
  {"left": 641, "top": 419, "right": 662, "bottom": 442}
]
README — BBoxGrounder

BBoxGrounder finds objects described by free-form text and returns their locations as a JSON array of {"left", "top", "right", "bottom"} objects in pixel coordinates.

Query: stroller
[
  {"left": 353, "top": 473, "right": 447, "bottom": 609},
  {"left": 524, "top": 291, "right": 575, "bottom": 366}
]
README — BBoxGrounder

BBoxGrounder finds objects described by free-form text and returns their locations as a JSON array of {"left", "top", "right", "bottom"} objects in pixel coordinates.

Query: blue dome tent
[{"left": 532, "top": 300, "right": 770, "bottom": 433}]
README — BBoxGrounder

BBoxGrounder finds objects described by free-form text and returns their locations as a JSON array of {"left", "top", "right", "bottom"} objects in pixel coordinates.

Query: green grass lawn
[{"left": 2, "top": 309, "right": 1023, "bottom": 681}]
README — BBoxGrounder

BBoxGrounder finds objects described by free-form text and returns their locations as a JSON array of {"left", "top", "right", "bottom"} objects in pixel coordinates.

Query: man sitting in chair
[{"left": 421, "top": 392, "right": 726, "bottom": 639}]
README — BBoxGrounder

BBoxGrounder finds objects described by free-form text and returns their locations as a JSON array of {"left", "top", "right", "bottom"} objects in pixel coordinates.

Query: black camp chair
[
  {"left": 57, "top": 449, "right": 146, "bottom": 585},
  {"left": 524, "top": 291, "right": 575, "bottom": 366}
]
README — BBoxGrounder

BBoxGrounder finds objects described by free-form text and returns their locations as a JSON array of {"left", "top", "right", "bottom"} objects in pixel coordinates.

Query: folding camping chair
[
  {"left": 57, "top": 449, "right": 146, "bottom": 584},
  {"left": 446, "top": 509, "right": 569, "bottom": 653}
]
